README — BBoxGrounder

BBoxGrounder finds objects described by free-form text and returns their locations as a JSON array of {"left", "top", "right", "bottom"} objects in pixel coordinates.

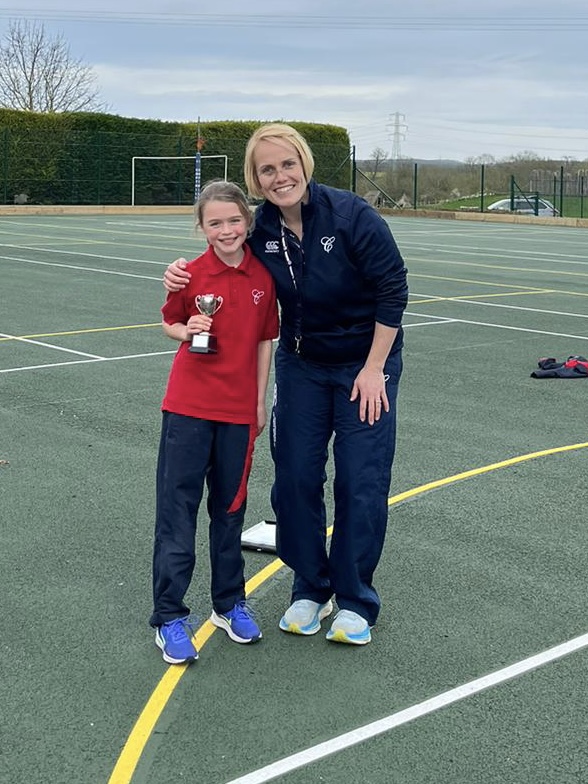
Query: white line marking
[
  {"left": 405, "top": 311, "right": 465, "bottom": 321},
  {"left": 410, "top": 291, "right": 453, "bottom": 300},
  {"left": 0, "top": 333, "right": 103, "bottom": 359},
  {"left": 405, "top": 312, "right": 588, "bottom": 341},
  {"left": 0, "top": 350, "right": 176, "bottom": 374},
  {"left": 404, "top": 319, "right": 456, "bottom": 328},
  {"left": 404, "top": 242, "right": 588, "bottom": 265},
  {"left": 407, "top": 252, "right": 588, "bottom": 279},
  {"left": 106, "top": 220, "right": 190, "bottom": 226},
  {"left": 429, "top": 298, "right": 588, "bottom": 320},
  {"left": 0, "top": 243, "right": 174, "bottom": 266},
  {"left": 0, "top": 255, "right": 161, "bottom": 280},
  {"left": 225, "top": 631, "right": 588, "bottom": 784}
]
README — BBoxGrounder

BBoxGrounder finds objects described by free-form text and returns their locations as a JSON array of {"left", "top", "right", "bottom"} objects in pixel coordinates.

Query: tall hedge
[{"left": 0, "top": 110, "right": 351, "bottom": 205}]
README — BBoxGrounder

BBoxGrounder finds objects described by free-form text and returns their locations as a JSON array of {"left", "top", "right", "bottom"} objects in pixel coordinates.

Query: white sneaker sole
[
  {"left": 279, "top": 600, "right": 334, "bottom": 635},
  {"left": 326, "top": 627, "right": 371, "bottom": 645},
  {"left": 210, "top": 610, "right": 262, "bottom": 644},
  {"left": 155, "top": 629, "right": 198, "bottom": 664}
]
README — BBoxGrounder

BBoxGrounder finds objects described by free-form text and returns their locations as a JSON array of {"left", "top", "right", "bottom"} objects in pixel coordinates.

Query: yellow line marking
[
  {"left": 409, "top": 272, "right": 588, "bottom": 300},
  {"left": 0, "top": 223, "right": 193, "bottom": 243},
  {"left": 409, "top": 272, "right": 551, "bottom": 290},
  {"left": 107, "top": 556, "right": 285, "bottom": 784},
  {"left": 107, "top": 440, "right": 588, "bottom": 784},
  {"left": 388, "top": 442, "right": 588, "bottom": 506},
  {"left": 0, "top": 226, "right": 202, "bottom": 254},
  {"left": 409, "top": 255, "right": 588, "bottom": 280},
  {"left": 410, "top": 289, "right": 554, "bottom": 305},
  {"left": 0, "top": 324, "right": 160, "bottom": 342},
  {"left": 434, "top": 290, "right": 553, "bottom": 301}
]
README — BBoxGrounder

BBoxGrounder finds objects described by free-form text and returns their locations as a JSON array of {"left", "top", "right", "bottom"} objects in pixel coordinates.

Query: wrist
[{"left": 363, "top": 360, "right": 385, "bottom": 373}]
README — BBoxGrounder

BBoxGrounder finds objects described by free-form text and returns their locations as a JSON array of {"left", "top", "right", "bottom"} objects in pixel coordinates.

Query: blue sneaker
[
  {"left": 279, "top": 599, "right": 333, "bottom": 635},
  {"left": 326, "top": 609, "right": 371, "bottom": 645},
  {"left": 210, "top": 602, "right": 262, "bottom": 644},
  {"left": 155, "top": 617, "right": 198, "bottom": 664}
]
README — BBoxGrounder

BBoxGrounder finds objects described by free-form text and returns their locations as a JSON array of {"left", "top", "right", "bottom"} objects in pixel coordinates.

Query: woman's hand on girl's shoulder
[{"left": 164, "top": 258, "right": 191, "bottom": 292}]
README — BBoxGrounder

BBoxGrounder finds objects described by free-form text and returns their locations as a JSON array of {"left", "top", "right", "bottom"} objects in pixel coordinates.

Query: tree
[
  {"left": 369, "top": 147, "right": 388, "bottom": 178},
  {"left": 0, "top": 19, "right": 107, "bottom": 112},
  {"left": 464, "top": 154, "right": 496, "bottom": 166}
]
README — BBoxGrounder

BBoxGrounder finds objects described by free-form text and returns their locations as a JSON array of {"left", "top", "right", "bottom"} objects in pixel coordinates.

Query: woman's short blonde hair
[{"left": 244, "top": 123, "right": 315, "bottom": 199}]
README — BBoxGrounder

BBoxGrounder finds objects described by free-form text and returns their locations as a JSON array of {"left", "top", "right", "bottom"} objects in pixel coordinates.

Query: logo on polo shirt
[
  {"left": 252, "top": 289, "right": 265, "bottom": 305},
  {"left": 321, "top": 236, "right": 335, "bottom": 253},
  {"left": 265, "top": 240, "right": 280, "bottom": 253}
]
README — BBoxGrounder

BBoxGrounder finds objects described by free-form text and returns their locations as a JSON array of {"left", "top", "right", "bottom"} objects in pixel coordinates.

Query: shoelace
[
  {"left": 166, "top": 615, "right": 197, "bottom": 641},
  {"left": 230, "top": 602, "right": 255, "bottom": 622}
]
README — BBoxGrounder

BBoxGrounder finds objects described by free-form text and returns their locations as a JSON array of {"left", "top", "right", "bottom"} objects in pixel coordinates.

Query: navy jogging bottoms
[
  {"left": 150, "top": 411, "right": 254, "bottom": 627},
  {"left": 270, "top": 347, "right": 402, "bottom": 626}
]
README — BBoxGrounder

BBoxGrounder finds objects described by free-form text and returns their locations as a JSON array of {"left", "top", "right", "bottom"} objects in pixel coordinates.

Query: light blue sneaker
[
  {"left": 279, "top": 599, "right": 333, "bottom": 635},
  {"left": 155, "top": 617, "right": 198, "bottom": 664},
  {"left": 326, "top": 609, "right": 371, "bottom": 645},
  {"left": 210, "top": 602, "right": 262, "bottom": 644}
]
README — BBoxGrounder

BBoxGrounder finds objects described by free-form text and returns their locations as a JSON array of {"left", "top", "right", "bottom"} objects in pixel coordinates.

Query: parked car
[{"left": 486, "top": 197, "right": 559, "bottom": 217}]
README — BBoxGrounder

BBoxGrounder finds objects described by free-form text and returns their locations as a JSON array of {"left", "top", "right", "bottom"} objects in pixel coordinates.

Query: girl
[{"left": 150, "top": 180, "right": 279, "bottom": 664}]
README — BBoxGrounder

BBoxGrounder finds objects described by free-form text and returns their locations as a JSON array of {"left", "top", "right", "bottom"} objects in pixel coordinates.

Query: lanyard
[{"left": 279, "top": 218, "right": 304, "bottom": 354}]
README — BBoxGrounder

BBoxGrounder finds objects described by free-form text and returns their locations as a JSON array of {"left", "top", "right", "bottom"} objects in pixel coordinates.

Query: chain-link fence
[
  {"left": 1, "top": 127, "right": 352, "bottom": 206},
  {"left": 354, "top": 159, "right": 587, "bottom": 218},
  {"left": 4, "top": 123, "right": 585, "bottom": 218}
]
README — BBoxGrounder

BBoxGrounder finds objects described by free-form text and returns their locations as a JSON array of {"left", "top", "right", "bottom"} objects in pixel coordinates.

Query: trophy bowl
[{"left": 189, "top": 293, "right": 223, "bottom": 354}]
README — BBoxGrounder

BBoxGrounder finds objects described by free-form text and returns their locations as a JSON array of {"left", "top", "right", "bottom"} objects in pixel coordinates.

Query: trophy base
[{"left": 189, "top": 333, "right": 217, "bottom": 354}]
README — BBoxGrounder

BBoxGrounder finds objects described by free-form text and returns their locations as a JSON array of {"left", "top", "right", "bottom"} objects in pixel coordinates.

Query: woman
[{"left": 164, "top": 124, "right": 408, "bottom": 645}]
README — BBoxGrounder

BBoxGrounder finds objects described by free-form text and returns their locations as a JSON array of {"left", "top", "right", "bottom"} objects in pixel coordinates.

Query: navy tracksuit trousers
[
  {"left": 150, "top": 411, "right": 253, "bottom": 627},
  {"left": 270, "top": 347, "right": 402, "bottom": 626}
]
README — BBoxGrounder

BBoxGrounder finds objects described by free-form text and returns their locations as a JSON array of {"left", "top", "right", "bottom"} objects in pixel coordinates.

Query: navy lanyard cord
[{"left": 280, "top": 219, "right": 303, "bottom": 354}]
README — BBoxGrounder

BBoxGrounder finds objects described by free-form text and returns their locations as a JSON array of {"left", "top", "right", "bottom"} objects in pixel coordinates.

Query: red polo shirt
[{"left": 161, "top": 244, "right": 279, "bottom": 425}]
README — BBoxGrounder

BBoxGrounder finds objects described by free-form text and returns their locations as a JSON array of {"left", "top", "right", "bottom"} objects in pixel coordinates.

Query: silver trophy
[{"left": 189, "top": 293, "right": 223, "bottom": 354}]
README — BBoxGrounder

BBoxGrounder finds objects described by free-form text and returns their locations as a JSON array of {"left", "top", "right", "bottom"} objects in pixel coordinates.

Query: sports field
[{"left": 1, "top": 212, "right": 588, "bottom": 784}]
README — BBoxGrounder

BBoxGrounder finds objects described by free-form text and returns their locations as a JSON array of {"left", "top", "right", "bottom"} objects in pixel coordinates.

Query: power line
[
  {"left": 0, "top": 10, "right": 587, "bottom": 30},
  {"left": 419, "top": 121, "right": 588, "bottom": 143},
  {"left": 350, "top": 117, "right": 588, "bottom": 147}
]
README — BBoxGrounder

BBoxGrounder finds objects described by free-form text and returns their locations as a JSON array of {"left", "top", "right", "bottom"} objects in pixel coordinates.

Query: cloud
[
  {"left": 5, "top": 1, "right": 588, "bottom": 160},
  {"left": 95, "top": 63, "right": 411, "bottom": 101},
  {"left": 93, "top": 57, "right": 588, "bottom": 160}
]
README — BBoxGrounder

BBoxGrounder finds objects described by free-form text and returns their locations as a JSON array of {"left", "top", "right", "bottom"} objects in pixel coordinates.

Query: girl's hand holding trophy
[{"left": 188, "top": 294, "right": 223, "bottom": 354}]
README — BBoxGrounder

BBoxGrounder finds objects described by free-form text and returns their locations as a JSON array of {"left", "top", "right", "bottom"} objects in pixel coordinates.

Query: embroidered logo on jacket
[
  {"left": 321, "top": 236, "right": 336, "bottom": 253},
  {"left": 252, "top": 289, "right": 265, "bottom": 305},
  {"left": 265, "top": 240, "right": 280, "bottom": 253}
]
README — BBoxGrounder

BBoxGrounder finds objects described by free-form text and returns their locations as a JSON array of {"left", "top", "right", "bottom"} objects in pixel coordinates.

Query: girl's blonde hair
[
  {"left": 195, "top": 179, "right": 253, "bottom": 231},
  {"left": 244, "top": 123, "right": 315, "bottom": 199}
]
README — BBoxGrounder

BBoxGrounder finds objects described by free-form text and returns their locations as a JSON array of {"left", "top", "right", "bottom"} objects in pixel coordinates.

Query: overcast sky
[{"left": 1, "top": 1, "right": 587, "bottom": 162}]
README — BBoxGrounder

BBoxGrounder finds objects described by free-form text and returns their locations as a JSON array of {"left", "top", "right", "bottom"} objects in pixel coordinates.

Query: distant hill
[
  {"left": 411, "top": 158, "right": 463, "bottom": 167},
  {"left": 358, "top": 158, "right": 463, "bottom": 168}
]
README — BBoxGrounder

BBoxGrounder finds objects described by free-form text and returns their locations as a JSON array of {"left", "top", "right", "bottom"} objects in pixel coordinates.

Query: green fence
[
  {"left": 354, "top": 159, "right": 587, "bottom": 218},
  {"left": 1, "top": 127, "right": 351, "bottom": 206},
  {"left": 4, "top": 122, "right": 585, "bottom": 217}
]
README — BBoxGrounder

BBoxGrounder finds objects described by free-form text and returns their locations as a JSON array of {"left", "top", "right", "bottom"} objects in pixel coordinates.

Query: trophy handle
[{"left": 195, "top": 294, "right": 223, "bottom": 316}]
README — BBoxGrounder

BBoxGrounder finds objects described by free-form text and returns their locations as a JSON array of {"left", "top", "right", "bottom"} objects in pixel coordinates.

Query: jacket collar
[{"left": 256, "top": 179, "right": 317, "bottom": 232}]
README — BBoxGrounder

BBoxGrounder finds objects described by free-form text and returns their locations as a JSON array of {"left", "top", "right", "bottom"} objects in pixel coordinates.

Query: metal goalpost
[{"left": 130, "top": 154, "right": 229, "bottom": 206}]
